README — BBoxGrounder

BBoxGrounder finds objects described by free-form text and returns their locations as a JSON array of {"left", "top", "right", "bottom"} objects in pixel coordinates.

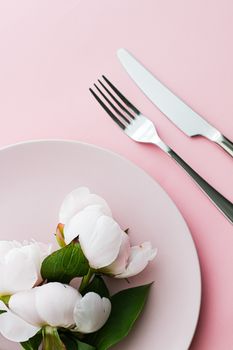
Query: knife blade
[{"left": 117, "top": 48, "right": 233, "bottom": 157}]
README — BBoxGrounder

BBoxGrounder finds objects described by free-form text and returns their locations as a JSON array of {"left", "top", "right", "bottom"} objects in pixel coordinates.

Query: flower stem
[
  {"left": 42, "top": 326, "right": 66, "bottom": 350},
  {"left": 79, "top": 268, "right": 94, "bottom": 293}
]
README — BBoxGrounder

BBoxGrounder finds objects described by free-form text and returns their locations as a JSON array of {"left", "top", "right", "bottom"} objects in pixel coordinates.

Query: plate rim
[{"left": 0, "top": 138, "right": 202, "bottom": 348}]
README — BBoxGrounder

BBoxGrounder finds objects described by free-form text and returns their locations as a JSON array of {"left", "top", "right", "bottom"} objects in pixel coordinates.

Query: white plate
[{"left": 0, "top": 140, "right": 201, "bottom": 350}]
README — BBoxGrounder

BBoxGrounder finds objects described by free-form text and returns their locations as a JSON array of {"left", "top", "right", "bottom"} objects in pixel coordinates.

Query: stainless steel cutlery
[
  {"left": 90, "top": 76, "right": 233, "bottom": 224},
  {"left": 117, "top": 49, "right": 233, "bottom": 157}
]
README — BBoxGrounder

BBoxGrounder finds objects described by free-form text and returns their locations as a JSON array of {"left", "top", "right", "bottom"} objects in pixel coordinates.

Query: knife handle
[
  {"left": 215, "top": 134, "right": 233, "bottom": 157},
  {"left": 168, "top": 149, "right": 233, "bottom": 224}
]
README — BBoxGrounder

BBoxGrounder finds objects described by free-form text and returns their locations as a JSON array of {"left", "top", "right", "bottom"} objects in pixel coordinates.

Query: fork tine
[
  {"left": 98, "top": 79, "right": 135, "bottom": 120},
  {"left": 89, "top": 88, "right": 126, "bottom": 130},
  {"left": 94, "top": 83, "right": 130, "bottom": 124},
  {"left": 102, "top": 75, "right": 140, "bottom": 115}
]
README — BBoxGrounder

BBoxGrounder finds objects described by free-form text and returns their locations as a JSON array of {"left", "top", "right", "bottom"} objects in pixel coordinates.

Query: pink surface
[
  {"left": 0, "top": 1, "right": 232, "bottom": 349},
  {"left": 0, "top": 140, "right": 201, "bottom": 350}
]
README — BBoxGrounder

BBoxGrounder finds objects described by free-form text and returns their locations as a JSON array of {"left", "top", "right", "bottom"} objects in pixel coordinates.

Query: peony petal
[
  {"left": 9, "top": 289, "right": 42, "bottom": 326},
  {"left": 20, "top": 242, "right": 52, "bottom": 285},
  {"left": 103, "top": 232, "right": 131, "bottom": 275},
  {"left": 59, "top": 187, "right": 111, "bottom": 224},
  {"left": 0, "top": 264, "right": 5, "bottom": 295},
  {"left": 73, "top": 292, "right": 111, "bottom": 333},
  {"left": 0, "top": 301, "right": 40, "bottom": 342},
  {"left": 115, "top": 242, "right": 157, "bottom": 278},
  {"left": 87, "top": 194, "right": 112, "bottom": 216},
  {"left": 35, "top": 283, "right": 81, "bottom": 327},
  {"left": 0, "top": 241, "right": 21, "bottom": 259},
  {"left": 79, "top": 215, "right": 124, "bottom": 269},
  {"left": 59, "top": 187, "right": 90, "bottom": 224},
  {"left": 64, "top": 205, "right": 104, "bottom": 244},
  {"left": 0, "top": 300, "right": 8, "bottom": 313},
  {"left": 2, "top": 249, "right": 38, "bottom": 295}
]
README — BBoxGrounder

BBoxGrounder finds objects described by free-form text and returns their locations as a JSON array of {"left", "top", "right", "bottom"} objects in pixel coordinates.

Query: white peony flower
[
  {"left": 0, "top": 282, "right": 111, "bottom": 342},
  {"left": 60, "top": 187, "right": 157, "bottom": 278},
  {"left": 0, "top": 240, "right": 51, "bottom": 296}
]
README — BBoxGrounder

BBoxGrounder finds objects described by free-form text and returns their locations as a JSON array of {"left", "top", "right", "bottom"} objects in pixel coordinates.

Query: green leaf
[
  {"left": 0, "top": 310, "right": 6, "bottom": 315},
  {"left": 77, "top": 340, "right": 96, "bottom": 350},
  {"left": 20, "top": 331, "right": 42, "bottom": 350},
  {"left": 92, "top": 284, "right": 152, "bottom": 350},
  {"left": 41, "top": 242, "right": 89, "bottom": 283},
  {"left": 81, "top": 275, "right": 110, "bottom": 298},
  {"left": 61, "top": 333, "right": 95, "bottom": 350}
]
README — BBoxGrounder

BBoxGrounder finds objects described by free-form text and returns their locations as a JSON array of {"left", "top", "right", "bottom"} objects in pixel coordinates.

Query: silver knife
[{"left": 117, "top": 48, "right": 233, "bottom": 157}]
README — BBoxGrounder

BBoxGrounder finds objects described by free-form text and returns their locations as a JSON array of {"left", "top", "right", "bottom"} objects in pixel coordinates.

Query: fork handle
[
  {"left": 167, "top": 149, "right": 233, "bottom": 224},
  {"left": 214, "top": 134, "right": 233, "bottom": 157}
]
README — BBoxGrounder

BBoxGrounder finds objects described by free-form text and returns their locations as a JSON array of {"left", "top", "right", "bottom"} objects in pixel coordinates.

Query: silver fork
[{"left": 90, "top": 76, "right": 233, "bottom": 224}]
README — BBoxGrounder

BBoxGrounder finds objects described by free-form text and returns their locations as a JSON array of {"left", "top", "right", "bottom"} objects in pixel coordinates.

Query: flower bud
[{"left": 55, "top": 223, "right": 66, "bottom": 248}]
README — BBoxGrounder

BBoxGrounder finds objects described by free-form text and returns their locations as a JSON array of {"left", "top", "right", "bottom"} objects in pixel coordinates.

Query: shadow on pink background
[{"left": 0, "top": 1, "right": 232, "bottom": 349}]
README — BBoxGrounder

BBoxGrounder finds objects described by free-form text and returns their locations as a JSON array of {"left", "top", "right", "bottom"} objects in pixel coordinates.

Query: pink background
[{"left": 0, "top": 0, "right": 232, "bottom": 349}]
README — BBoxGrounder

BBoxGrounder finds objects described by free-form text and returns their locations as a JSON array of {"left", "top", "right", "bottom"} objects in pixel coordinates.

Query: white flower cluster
[{"left": 0, "top": 187, "right": 156, "bottom": 345}]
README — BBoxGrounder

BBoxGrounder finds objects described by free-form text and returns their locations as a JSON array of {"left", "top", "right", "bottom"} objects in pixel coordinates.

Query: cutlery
[
  {"left": 90, "top": 76, "right": 233, "bottom": 224},
  {"left": 117, "top": 48, "right": 233, "bottom": 157}
]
